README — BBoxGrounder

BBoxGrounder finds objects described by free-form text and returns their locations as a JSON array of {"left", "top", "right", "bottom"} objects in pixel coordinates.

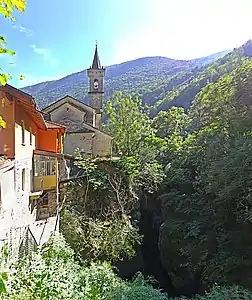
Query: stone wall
[
  {"left": 36, "top": 190, "right": 58, "bottom": 220},
  {"left": 64, "top": 132, "right": 94, "bottom": 156},
  {"left": 92, "top": 131, "right": 112, "bottom": 157},
  {"left": 49, "top": 100, "right": 94, "bottom": 128}
]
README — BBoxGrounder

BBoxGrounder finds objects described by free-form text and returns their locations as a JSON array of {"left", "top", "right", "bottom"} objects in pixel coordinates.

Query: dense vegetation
[
  {"left": 154, "top": 59, "right": 252, "bottom": 293},
  {"left": 0, "top": 0, "right": 26, "bottom": 85},
  {"left": 59, "top": 58, "right": 252, "bottom": 298},
  {"left": 2, "top": 51, "right": 252, "bottom": 299},
  {"left": 3, "top": 1, "right": 252, "bottom": 299},
  {"left": 2, "top": 235, "right": 252, "bottom": 299},
  {"left": 21, "top": 51, "right": 229, "bottom": 110}
]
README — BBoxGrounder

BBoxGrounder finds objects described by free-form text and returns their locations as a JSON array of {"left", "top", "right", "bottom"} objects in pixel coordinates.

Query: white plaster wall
[
  {"left": 1, "top": 124, "right": 38, "bottom": 256},
  {"left": 0, "top": 167, "right": 15, "bottom": 245},
  {"left": 14, "top": 123, "right": 35, "bottom": 222},
  {"left": 0, "top": 165, "right": 31, "bottom": 258},
  {"left": 15, "top": 123, "right": 36, "bottom": 159}
]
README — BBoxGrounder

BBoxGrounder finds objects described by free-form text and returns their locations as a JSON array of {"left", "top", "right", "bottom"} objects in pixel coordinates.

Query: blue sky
[{"left": 1, "top": 0, "right": 252, "bottom": 88}]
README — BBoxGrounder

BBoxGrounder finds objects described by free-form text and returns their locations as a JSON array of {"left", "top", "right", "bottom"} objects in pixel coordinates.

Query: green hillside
[
  {"left": 153, "top": 41, "right": 252, "bottom": 115},
  {"left": 21, "top": 51, "right": 229, "bottom": 110}
]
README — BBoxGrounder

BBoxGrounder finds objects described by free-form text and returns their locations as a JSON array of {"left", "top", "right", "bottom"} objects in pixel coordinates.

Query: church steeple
[
  {"left": 91, "top": 42, "right": 102, "bottom": 69},
  {"left": 87, "top": 42, "right": 105, "bottom": 130}
]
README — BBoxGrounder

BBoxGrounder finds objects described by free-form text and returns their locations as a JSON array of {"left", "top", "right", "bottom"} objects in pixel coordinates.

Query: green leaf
[
  {"left": 1, "top": 272, "right": 8, "bottom": 281},
  {"left": 0, "top": 278, "right": 6, "bottom": 295}
]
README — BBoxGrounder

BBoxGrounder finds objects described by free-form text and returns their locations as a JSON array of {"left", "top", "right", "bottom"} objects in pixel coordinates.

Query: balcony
[
  {"left": 32, "top": 154, "right": 57, "bottom": 192},
  {"left": 33, "top": 175, "right": 57, "bottom": 191}
]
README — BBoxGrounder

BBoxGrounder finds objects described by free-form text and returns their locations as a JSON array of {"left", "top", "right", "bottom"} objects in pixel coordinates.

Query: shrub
[
  {"left": 1, "top": 235, "right": 252, "bottom": 300},
  {"left": 195, "top": 285, "right": 252, "bottom": 300}
]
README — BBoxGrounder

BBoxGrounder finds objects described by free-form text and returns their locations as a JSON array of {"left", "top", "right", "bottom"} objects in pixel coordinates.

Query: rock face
[
  {"left": 132, "top": 191, "right": 205, "bottom": 297},
  {"left": 139, "top": 202, "right": 176, "bottom": 296},
  {"left": 114, "top": 191, "right": 178, "bottom": 296},
  {"left": 159, "top": 221, "right": 203, "bottom": 296}
]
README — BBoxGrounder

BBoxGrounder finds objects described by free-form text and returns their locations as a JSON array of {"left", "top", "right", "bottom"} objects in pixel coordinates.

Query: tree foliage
[
  {"left": 0, "top": 235, "right": 168, "bottom": 299},
  {"left": 105, "top": 92, "right": 154, "bottom": 157},
  {"left": 158, "top": 59, "right": 252, "bottom": 292},
  {"left": 60, "top": 158, "right": 142, "bottom": 264},
  {"left": 0, "top": 0, "right": 26, "bottom": 85},
  {"left": 1, "top": 236, "right": 252, "bottom": 299}
]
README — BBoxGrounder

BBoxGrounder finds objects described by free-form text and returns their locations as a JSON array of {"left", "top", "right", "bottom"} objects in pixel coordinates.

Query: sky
[{"left": 1, "top": 0, "right": 252, "bottom": 88}]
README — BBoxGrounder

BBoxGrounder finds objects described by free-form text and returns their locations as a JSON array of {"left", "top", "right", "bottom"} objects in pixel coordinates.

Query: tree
[
  {"left": 0, "top": 116, "right": 6, "bottom": 128},
  {"left": 0, "top": 0, "right": 26, "bottom": 85},
  {"left": 158, "top": 60, "right": 252, "bottom": 293},
  {"left": 60, "top": 158, "right": 141, "bottom": 264},
  {"left": 152, "top": 106, "right": 188, "bottom": 139},
  {"left": 104, "top": 92, "right": 166, "bottom": 193},
  {"left": 104, "top": 92, "right": 154, "bottom": 159}
]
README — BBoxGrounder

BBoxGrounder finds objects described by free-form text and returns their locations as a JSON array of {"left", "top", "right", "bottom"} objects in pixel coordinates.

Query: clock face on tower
[{"left": 93, "top": 80, "right": 99, "bottom": 90}]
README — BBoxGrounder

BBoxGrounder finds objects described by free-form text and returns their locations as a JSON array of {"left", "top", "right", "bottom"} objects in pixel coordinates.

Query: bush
[
  {"left": 0, "top": 235, "right": 168, "bottom": 300},
  {"left": 195, "top": 285, "right": 252, "bottom": 300},
  {"left": 109, "top": 273, "right": 168, "bottom": 300},
  {"left": 1, "top": 235, "right": 252, "bottom": 300}
]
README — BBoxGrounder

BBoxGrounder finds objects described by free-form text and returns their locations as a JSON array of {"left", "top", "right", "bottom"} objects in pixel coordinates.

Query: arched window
[{"left": 93, "top": 79, "right": 99, "bottom": 90}]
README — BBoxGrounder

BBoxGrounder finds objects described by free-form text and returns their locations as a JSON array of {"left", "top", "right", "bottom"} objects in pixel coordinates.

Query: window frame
[
  {"left": 29, "top": 127, "right": 32, "bottom": 145},
  {"left": 22, "top": 168, "right": 25, "bottom": 191},
  {"left": 21, "top": 121, "right": 25, "bottom": 145}
]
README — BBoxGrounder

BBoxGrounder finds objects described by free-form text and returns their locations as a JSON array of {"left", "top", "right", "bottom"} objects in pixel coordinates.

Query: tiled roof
[
  {"left": 0, "top": 157, "right": 13, "bottom": 170},
  {"left": 91, "top": 44, "right": 101, "bottom": 69},
  {"left": 69, "top": 128, "right": 95, "bottom": 133},
  {"left": 45, "top": 121, "right": 66, "bottom": 129}
]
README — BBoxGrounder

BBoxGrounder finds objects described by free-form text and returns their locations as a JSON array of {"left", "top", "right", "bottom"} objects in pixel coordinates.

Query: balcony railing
[
  {"left": 33, "top": 175, "right": 57, "bottom": 191},
  {"left": 32, "top": 154, "right": 57, "bottom": 192}
]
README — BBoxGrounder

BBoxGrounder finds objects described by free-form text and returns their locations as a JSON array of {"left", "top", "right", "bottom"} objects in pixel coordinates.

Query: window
[
  {"left": 83, "top": 112, "right": 87, "bottom": 122},
  {"left": 30, "top": 169, "right": 33, "bottom": 192},
  {"left": 93, "top": 79, "right": 99, "bottom": 90},
  {"left": 40, "top": 161, "right": 46, "bottom": 176},
  {"left": 21, "top": 121, "right": 25, "bottom": 145},
  {"left": 29, "top": 127, "right": 32, "bottom": 145},
  {"left": 41, "top": 193, "right": 49, "bottom": 206},
  {"left": 22, "top": 169, "right": 25, "bottom": 191},
  {"left": 35, "top": 156, "right": 56, "bottom": 177},
  {"left": 46, "top": 161, "right": 51, "bottom": 176}
]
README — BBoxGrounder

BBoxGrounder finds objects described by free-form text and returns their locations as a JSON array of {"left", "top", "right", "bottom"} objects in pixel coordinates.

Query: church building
[{"left": 42, "top": 44, "right": 113, "bottom": 158}]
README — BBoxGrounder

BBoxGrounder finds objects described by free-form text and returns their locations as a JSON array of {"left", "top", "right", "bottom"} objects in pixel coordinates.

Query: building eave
[
  {"left": 42, "top": 95, "right": 95, "bottom": 113},
  {"left": 34, "top": 149, "right": 64, "bottom": 158}
]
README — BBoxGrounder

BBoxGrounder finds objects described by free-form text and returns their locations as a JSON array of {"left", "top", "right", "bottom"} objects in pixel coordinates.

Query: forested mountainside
[
  {"left": 151, "top": 40, "right": 252, "bottom": 114},
  {"left": 21, "top": 50, "right": 229, "bottom": 110}
]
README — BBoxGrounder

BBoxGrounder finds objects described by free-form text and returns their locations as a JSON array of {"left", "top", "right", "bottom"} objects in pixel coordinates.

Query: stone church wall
[
  {"left": 50, "top": 101, "right": 94, "bottom": 129},
  {"left": 64, "top": 132, "right": 94, "bottom": 156},
  {"left": 92, "top": 132, "right": 112, "bottom": 157}
]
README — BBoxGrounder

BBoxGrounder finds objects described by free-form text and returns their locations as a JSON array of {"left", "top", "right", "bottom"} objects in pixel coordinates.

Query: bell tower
[{"left": 87, "top": 42, "right": 105, "bottom": 129}]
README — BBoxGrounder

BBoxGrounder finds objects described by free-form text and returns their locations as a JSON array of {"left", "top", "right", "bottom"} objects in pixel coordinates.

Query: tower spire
[{"left": 91, "top": 41, "right": 101, "bottom": 69}]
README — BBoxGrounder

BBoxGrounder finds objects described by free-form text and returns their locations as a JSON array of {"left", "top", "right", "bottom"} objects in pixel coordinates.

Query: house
[
  {"left": 42, "top": 44, "right": 113, "bottom": 158},
  {"left": 0, "top": 84, "right": 66, "bottom": 258},
  {"left": 0, "top": 158, "right": 15, "bottom": 251}
]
